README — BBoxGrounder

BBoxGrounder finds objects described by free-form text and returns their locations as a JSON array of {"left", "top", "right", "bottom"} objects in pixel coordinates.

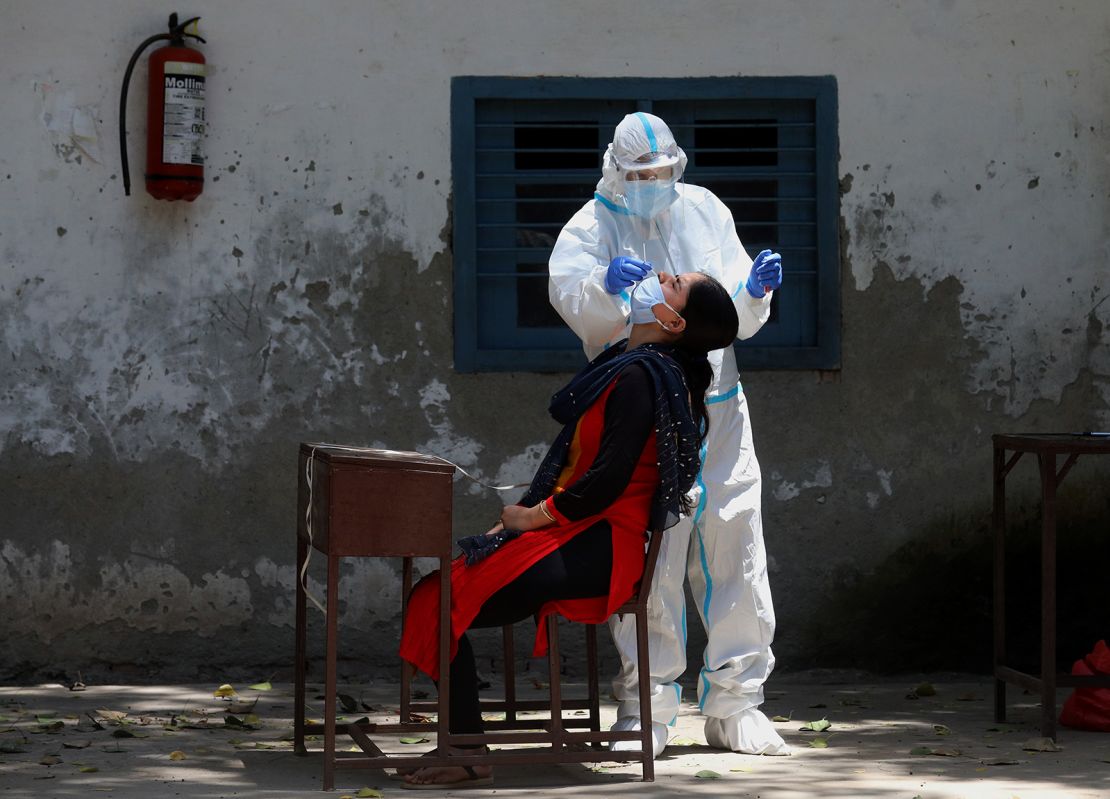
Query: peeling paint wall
[{"left": 2, "top": 1, "right": 1108, "bottom": 681}]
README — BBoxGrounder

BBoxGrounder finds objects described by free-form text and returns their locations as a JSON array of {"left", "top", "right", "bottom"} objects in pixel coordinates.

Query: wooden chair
[{"left": 405, "top": 528, "right": 664, "bottom": 781}]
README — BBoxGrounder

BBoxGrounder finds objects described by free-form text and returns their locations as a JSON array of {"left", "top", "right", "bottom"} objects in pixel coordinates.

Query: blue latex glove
[
  {"left": 745, "top": 250, "right": 783, "bottom": 298},
  {"left": 605, "top": 255, "right": 653, "bottom": 295}
]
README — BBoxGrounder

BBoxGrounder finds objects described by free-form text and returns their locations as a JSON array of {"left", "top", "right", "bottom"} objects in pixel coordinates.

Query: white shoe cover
[
  {"left": 608, "top": 716, "right": 669, "bottom": 758},
  {"left": 705, "top": 709, "right": 791, "bottom": 755}
]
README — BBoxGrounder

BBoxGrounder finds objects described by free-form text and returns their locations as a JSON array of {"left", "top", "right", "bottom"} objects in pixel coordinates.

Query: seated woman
[{"left": 397, "top": 270, "right": 739, "bottom": 789}]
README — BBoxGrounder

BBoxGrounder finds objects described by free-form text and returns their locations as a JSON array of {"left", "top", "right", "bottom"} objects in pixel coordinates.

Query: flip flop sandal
[
  {"left": 389, "top": 749, "right": 440, "bottom": 780},
  {"left": 400, "top": 764, "right": 493, "bottom": 790}
]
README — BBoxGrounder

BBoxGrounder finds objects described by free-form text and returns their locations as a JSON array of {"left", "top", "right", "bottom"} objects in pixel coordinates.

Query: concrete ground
[{"left": 1, "top": 675, "right": 1108, "bottom": 798}]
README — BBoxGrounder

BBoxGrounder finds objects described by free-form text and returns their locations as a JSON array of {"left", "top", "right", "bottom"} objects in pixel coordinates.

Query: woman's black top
[{"left": 550, "top": 363, "right": 654, "bottom": 522}]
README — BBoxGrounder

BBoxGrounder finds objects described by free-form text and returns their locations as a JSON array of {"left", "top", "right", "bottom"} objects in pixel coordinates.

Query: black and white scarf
[{"left": 458, "top": 341, "right": 701, "bottom": 565}]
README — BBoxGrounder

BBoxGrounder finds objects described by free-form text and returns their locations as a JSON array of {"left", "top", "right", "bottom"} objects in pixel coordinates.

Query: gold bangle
[{"left": 538, "top": 500, "right": 556, "bottom": 523}]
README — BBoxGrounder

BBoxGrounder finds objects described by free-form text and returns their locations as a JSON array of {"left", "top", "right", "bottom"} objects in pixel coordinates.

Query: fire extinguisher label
[{"left": 163, "top": 61, "right": 206, "bottom": 166}]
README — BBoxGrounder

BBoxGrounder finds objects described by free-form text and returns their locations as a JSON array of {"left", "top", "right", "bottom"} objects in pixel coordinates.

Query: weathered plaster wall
[{"left": 1, "top": 1, "right": 1107, "bottom": 681}]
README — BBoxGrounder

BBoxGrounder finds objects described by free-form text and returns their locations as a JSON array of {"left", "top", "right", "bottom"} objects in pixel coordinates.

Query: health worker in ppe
[{"left": 548, "top": 111, "right": 789, "bottom": 758}]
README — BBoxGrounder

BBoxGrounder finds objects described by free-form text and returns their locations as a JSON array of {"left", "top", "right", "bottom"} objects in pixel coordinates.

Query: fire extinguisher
[{"left": 119, "top": 13, "right": 207, "bottom": 201}]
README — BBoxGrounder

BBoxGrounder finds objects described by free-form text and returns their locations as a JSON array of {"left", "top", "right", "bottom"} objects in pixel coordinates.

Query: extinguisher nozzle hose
[{"left": 119, "top": 32, "right": 171, "bottom": 198}]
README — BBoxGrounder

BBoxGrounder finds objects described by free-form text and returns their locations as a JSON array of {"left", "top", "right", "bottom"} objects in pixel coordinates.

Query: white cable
[{"left": 300, "top": 450, "right": 327, "bottom": 614}]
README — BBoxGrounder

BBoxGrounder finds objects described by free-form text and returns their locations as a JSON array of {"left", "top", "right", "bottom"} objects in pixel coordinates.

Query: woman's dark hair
[{"left": 672, "top": 274, "right": 739, "bottom": 448}]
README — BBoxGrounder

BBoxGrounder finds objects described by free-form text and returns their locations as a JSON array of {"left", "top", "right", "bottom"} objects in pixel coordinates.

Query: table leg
[
  {"left": 294, "top": 535, "right": 308, "bottom": 755},
  {"left": 992, "top": 445, "right": 1007, "bottom": 722},
  {"left": 324, "top": 553, "right": 339, "bottom": 790},
  {"left": 438, "top": 559, "right": 451, "bottom": 750},
  {"left": 1038, "top": 453, "right": 1058, "bottom": 740},
  {"left": 401, "top": 557, "right": 412, "bottom": 723}
]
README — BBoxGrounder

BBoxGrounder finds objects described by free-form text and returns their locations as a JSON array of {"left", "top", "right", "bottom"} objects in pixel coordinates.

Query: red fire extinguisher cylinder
[
  {"left": 146, "top": 41, "right": 206, "bottom": 200},
  {"left": 119, "top": 13, "right": 207, "bottom": 201}
]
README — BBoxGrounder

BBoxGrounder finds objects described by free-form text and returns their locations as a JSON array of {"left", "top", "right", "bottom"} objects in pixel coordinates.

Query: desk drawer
[{"left": 298, "top": 445, "right": 454, "bottom": 558}]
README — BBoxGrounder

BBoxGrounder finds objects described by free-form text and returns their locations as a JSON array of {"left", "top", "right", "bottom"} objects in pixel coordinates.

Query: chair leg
[
  {"left": 635, "top": 609, "right": 655, "bottom": 782},
  {"left": 548, "top": 618, "right": 564, "bottom": 748},
  {"left": 503, "top": 624, "right": 517, "bottom": 725},
  {"left": 587, "top": 624, "right": 601, "bottom": 743}
]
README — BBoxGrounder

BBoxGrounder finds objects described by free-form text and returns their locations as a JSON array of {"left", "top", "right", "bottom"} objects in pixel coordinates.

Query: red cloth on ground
[
  {"left": 1059, "top": 640, "right": 1110, "bottom": 732},
  {"left": 399, "top": 380, "right": 658, "bottom": 680}
]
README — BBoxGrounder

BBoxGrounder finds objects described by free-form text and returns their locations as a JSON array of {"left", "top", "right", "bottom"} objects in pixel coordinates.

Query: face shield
[
  {"left": 618, "top": 157, "right": 680, "bottom": 219},
  {"left": 608, "top": 113, "right": 686, "bottom": 219}
]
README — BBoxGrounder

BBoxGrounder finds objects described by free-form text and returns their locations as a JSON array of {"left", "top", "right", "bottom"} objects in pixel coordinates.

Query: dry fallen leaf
[
  {"left": 95, "top": 709, "right": 128, "bottom": 722},
  {"left": 1021, "top": 737, "right": 1061, "bottom": 752},
  {"left": 169, "top": 750, "right": 186, "bottom": 761},
  {"left": 40, "top": 755, "right": 62, "bottom": 766},
  {"left": 79, "top": 766, "right": 99, "bottom": 773},
  {"left": 224, "top": 714, "right": 261, "bottom": 730},
  {"left": 356, "top": 789, "right": 383, "bottom": 798},
  {"left": 249, "top": 682, "right": 273, "bottom": 692},
  {"left": 227, "top": 699, "right": 258, "bottom": 714},
  {"left": 933, "top": 724, "right": 951, "bottom": 736},
  {"left": 213, "top": 684, "right": 236, "bottom": 698}
]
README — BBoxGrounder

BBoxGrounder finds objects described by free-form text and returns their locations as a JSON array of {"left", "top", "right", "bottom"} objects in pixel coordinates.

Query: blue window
[{"left": 451, "top": 77, "right": 840, "bottom": 372}]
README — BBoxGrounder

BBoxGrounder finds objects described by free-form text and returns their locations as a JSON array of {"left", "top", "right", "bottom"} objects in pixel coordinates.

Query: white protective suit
[{"left": 547, "top": 113, "right": 788, "bottom": 756}]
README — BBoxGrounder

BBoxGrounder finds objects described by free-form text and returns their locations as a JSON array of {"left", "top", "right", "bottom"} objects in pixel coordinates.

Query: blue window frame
[{"left": 451, "top": 77, "right": 840, "bottom": 372}]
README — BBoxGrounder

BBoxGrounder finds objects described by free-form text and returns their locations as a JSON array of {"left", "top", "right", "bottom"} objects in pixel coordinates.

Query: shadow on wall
[{"left": 791, "top": 474, "right": 1110, "bottom": 674}]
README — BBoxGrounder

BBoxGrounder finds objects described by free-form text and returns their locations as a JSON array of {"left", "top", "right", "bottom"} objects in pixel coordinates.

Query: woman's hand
[
  {"left": 483, "top": 521, "right": 505, "bottom": 538},
  {"left": 500, "top": 502, "right": 554, "bottom": 532}
]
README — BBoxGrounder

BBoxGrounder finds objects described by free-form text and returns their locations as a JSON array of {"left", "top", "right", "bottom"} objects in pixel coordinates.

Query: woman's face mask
[{"left": 630, "top": 274, "right": 684, "bottom": 328}]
